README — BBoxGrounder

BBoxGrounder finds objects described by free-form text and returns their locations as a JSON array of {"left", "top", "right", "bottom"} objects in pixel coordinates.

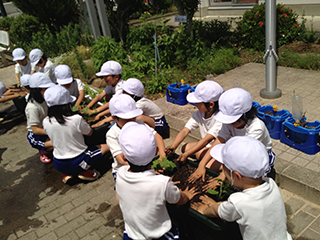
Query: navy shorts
[
  {"left": 155, "top": 116, "right": 170, "bottom": 139},
  {"left": 53, "top": 146, "right": 102, "bottom": 175},
  {"left": 27, "top": 131, "right": 48, "bottom": 150},
  {"left": 123, "top": 225, "right": 179, "bottom": 240},
  {"left": 266, "top": 149, "right": 276, "bottom": 174}
]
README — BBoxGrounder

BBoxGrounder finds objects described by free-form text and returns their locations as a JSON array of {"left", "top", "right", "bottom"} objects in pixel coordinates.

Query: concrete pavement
[{"left": 1, "top": 63, "right": 320, "bottom": 239}]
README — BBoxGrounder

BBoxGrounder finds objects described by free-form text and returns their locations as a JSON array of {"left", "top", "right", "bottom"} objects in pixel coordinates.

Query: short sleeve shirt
[
  {"left": 64, "top": 79, "right": 84, "bottom": 99},
  {"left": 15, "top": 60, "right": 34, "bottom": 76},
  {"left": 103, "top": 78, "right": 124, "bottom": 95},
  {"left": 25, "top": 100, "right": 48, "bottom": 131},
  {"left": 39, "top": 59, "right": 56, "bottom": 84},
  {"left": 136, "top": 97, "right": 163, "bottom": 120}
]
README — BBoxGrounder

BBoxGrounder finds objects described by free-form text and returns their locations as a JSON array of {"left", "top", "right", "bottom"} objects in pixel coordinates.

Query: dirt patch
[{"left": 279, "top": 41, "right": 320, "bottom": 54}]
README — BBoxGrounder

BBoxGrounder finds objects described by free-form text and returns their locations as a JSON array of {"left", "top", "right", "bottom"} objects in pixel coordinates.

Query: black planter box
[{"left": 84, "top": 122, "right": 111, "bottom": 146}]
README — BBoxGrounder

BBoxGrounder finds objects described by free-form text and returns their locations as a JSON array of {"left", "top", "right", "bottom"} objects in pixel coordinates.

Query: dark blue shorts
[
  {"left": 266, "top": 149, "right": 276, "bottom": 174},
  {"left": 27, "top": 131, "right": 48, "bottom": 150},
  {"left": 123, "top": 225, "right": 179, "bottom": 240},
  {"left": 155, "top": 116, "right": 170, "bottom": 139},
  {"left": 53, "top": 146, "right": 102, "bottom": 175}
]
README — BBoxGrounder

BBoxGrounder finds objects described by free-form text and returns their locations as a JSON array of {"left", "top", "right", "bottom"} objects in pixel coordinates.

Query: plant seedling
[
  {"left": 72, "top": 104, "right": 97, "bottom": 122},
  {"left": 152, "top": 156, "right": 177, "bottom": 172},
  {"left": 207, "top": 179, "right": 233, "bottom": 201}
]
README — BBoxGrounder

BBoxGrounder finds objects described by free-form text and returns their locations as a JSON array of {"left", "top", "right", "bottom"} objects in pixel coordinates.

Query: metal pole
[
  {"left": 95, "top": 0, "right": 112, "bottom": 38},
  {"left": 260, "top": 0, "right": 281, "bottom": 99},
  {"left": 84, "top": 0, "right": 101, "bottom": 40}
]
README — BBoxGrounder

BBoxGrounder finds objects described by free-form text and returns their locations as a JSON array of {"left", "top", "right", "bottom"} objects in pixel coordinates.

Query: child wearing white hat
[
  {"left": 29, "top": 48, "right": 56, "bottom": 84},
  {"left": 55, "top": 64, "right": 85, "bottom": 107},
  {"left": 25, "top": 73, "right": 55, "bottom": 163},
  {"left": 190, "top": 88, "right": 275, "bottom": 189},
  {"left": 42, "top": 85, "right": 109, "bottom": 183},
  {"left": 117, "top": 121, "right": 199, "bottom": 240},
  {"left": 165, "top": 80, "right": 223, "bottom": 163},
  {"left": 106, "top": 94, "right": 166, "bottom": 184},
  {"left": 86, "top": 60, "right": 124, "bottom": 120},
  {"left": 192, "top": 136, "right": 292, "bottom": 240},
  {"left": 121, "top": 78, "right": 170, "bottom": 138},
  {"left": 12, "top": 48, "right": 35, "bottom": 86},
  {"left": 0, "top": 81, "right": 27, "bottom": 103}
]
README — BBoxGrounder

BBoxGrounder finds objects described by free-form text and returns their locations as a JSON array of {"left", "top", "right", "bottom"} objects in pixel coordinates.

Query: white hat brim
[
  {"left": 115, "top": 109, "right": 143, "bottom": 119},
  {"left": 96, "top": 71, "right": 111, "bottom": 77},
  {"left": 31, "top": 59, "right": 40, "bottom": 67},
  {"left": 13, "top": 56, "right": 25, "bottom": 61},
  {"left": 210, "top": 144, "right": 225, "bottom": 164},
  {"left": 186, "top": 92, "right": 202, "bottom": 103},
  {"left": 38, "top": 82, "right": 56, "bottom": 88},
  {"left": 57, "top": 77, "right": 73, "bottom": 85},
  {"left": 214, "top": 111, "right": 242, "bottom": 124}
]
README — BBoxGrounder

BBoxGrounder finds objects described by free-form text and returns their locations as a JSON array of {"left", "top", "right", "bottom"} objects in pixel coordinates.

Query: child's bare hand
[
  {"left": 202, "top": 179, "right": 220, "bottom": 191},
  {"left": 188, "top": 167, "right": 206, "bottom": 183},
  {"left": 91, "top": 120, "right": 105, "bottom": 128},
  {"left": 182, "top": 186, "right": 200, "bottom": 201},
  {"left": 165, "top": 146, "right": 175, "bottom": 157},
  {"left": 191, "top": 202, "right": 209, "bottom": 215},
  {"left": 177, "top": 153, "right": 188, "bottom": 163},
  {"left": 200, "top": 195, "right": 217, "bottom": 207}
]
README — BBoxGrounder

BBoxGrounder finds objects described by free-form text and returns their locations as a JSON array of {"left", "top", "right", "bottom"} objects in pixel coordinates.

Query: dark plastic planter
[
  {"left": 84, "top": 122, "right": 111, "bottom": 146},
  {"left": 167, "top": 160, "right": 242, "bottom": 240},
  {"left": 12, "top": 96, "right": 27, "bottom": 114}
]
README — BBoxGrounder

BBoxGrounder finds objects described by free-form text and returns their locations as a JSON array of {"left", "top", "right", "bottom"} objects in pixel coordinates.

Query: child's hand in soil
[
  {"left": 191, "top": 202, "right": 209, "bottom": 215},
  {"left": 176, "top": 153, "right": 188, "bottom": 163},
  {"left": 202, "top": 179, "right": 220, "bottom": 191},
  {"left": 188, "top": 166, "right": 206, "bottom": 183},
  {"left": 181, "top": 186, "right": 200, "bottom": 201},
  {"left": 91, "top": 120, "right": 105, "bottom": 128},
  {"left": 165, "top": 146, "right": 175, "bottom": 158},
  {"left": 200, "top": 195, "right": 217, "bottom": 207}
]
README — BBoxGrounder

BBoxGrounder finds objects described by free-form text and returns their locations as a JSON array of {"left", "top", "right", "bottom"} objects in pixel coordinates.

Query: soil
[{"left": 278, "top": 41, "right": 320, "bottom": 54}]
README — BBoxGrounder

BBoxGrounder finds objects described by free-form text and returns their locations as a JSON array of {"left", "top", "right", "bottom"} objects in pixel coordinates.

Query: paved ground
[{"left": 1, "top": 63, "right": 320, "bottom": 239}]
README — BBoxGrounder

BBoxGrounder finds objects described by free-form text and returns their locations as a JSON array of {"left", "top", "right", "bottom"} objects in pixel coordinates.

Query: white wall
[{"left": 259, "top": 0, "right": 320, "bottom": 4}]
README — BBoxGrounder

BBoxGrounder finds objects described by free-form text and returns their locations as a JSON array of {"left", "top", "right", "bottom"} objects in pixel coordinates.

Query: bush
[
  {"left": 234, "top": 3, "right": 315, "bottom": 51},
  {"left": 278, "top": 49, "right": 320, "bottom": 70},
  {"left": 0, "top": 16, "right": 15, "bottom": 31}
]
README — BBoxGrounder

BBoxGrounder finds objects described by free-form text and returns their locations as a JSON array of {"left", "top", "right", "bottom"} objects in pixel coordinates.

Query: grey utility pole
[{"left": 260, "top": 0, "right": 281, "bottom": 99}]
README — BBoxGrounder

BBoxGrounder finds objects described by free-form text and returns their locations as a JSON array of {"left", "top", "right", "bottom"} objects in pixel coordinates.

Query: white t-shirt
[
  {"left": 103, "top": 78, "right": 124, "bottom": 95},
  {"left": 15, "top": 61, "right": 35, "bottom": 76},
  {"left": 25, "top": 100, "right": 48, "bottom": 131},
  {"left": 43, "top": 114, "right": 91, "bottom": 159},
  {"left": 185, "top": 111, "right": 222, "bottom": 147},
  {"left": 218, "top": 178, "right": 292, "bottom": 240},
  {"left": 116, "top": 165, "right": 181, "bottom": 240},
  {"left": 63, "top": 78, "right": 84, "bottom": 99},
  {"left": 106, "top": 120, "right": 157, "bottom": 173},
  {"left": 136, "top": 97, "right": 163, "bottom": 120},
  {"left": 39, "top": 59, "right": 56, "bottom": 84},
  {"left": 218, "top": 117, "right": 272, "bottom": 151}
]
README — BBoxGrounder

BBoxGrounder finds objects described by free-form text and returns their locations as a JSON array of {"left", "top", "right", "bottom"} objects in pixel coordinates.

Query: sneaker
[
  {"left": 78, "top": 169, "right": 100, "bottom": 181},
  {"left": 62, "top": 174, "right": 73, "bottom": 184},
  {"left": 39, "top": 150, "right": 52, "bottom": 164}
]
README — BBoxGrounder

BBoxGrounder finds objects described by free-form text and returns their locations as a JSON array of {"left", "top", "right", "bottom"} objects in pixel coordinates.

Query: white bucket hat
[
  {"left": 29, "top": 72, "right": 56, "bottom": 88},
  {"left": 0, "top": 82, "right": 6, "bottom": 97},
  {"left": 29, "top": 48, "right": 43, "bottom": 67},
  {"left": 12, "top": 48, "right": 26, "bottom": 61},
  {"left": 210, "top": 136, "right": 269, "bottom": 178},
  {"left": 96, "top": 60, "right": 122, "bottom": 77},
  {"left": 122, "top": 78, "right": 145, "bottom": 97},
  {"left": 119, "top": 121, "right": 157, "bottom": 166},
  {"left": 214, "top": 88, "right": 252, "bottom": 124},
  {"left": 44, "top": 85, "right": 76, "bottom": 107},
  {"left": 109, "top": 94, "right": 143, "bottom": 119},
  {"left": 55, "top": 65, "right": 73, "bottom": 85},
  {"left": 187, "top": 80, "right": 223, "bottom": 103},
  {"left": 20, "top": 74, "right": 31, "bottom": 87}
]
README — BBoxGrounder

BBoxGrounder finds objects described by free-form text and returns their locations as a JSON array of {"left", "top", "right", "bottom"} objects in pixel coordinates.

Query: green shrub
[
  {"left": 278, "top": 49, "right": 320, "bottom": 70},
  {"left": 234, "top": 3, "right": 314, "bottom": 51},
  {"left": 0, "top": 16, "right": 15, "bottom": 31}
]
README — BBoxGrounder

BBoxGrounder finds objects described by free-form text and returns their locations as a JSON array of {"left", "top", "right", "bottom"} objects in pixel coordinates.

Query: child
[
  {"left": 25, "top": 73, "right": 55, "bottom": 163},
  {"left": 0, "top": 81, "right": 27, "bottom": 103},
  {"left": 55, "top": 64, "right": 85, "bottom": 107},
  {"left": 86, "top": 60, "right": 124, "bottom": 127},
  {"left": 12, "top": 48, "right": 34, "bottom": 86},
  {"left": 192, "top": 136, "right": 292, "bottom": 240},
  {"left": 43, "top": 85, "right": 110, "bottom": 183},
  {"left": 189, "top": 88, "right": 275, "bottom": 188},
  {"left": 121, "top": 78, "right": 170, "bottom": 139},
  {"left": 106, "top": 94, "right": 166, "bottom": 183},
  {"left": 165, "top": 80, "right": 223, "bottom": 163},
  {"left": 29, "top": 48, "right": 56, "bottom": 84},
  {"left": 117, "top": 121, "right": 199, "bottom": 240}
]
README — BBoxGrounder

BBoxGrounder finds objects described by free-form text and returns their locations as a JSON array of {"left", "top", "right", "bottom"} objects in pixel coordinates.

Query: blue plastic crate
[
  {"left": 166, "top": 83, "right": 191, "bottom": 106},
  {"left": 188, "top": 85, "right": 198, "bottom": 106},
  {"left": 252, "top": 101, "right": 260, "bottom": 109},
  {"left": 280, "top": 117, "right": 320, "bottom": 155},
  {"left": 257, "top": 105, "right": 292, "bottom": 140}
]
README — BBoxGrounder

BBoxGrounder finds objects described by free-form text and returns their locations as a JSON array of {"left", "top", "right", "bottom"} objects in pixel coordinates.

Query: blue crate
[
  {"left": 257, "top": 105, "right": 292, "bottom": 140},
  {"left": 188, "top": 85, "right": 198, "bottom": 106},
  {"left": 280, "top": 117, "right": 320, "bottom": 155},
  {"left": 166, "top": 83, "right": 191, "bottom": 106},
  {"left": 252, "top": 101, "right": 260, "bottom": 109}
]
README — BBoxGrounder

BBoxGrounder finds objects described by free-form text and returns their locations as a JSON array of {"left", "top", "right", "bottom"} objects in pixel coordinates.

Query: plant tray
[
  {"left": 84, "top": 122, "right": 111, "bottom": 146},
  {"left": 280, "top": 117, "right": 320, "bottom": 155},
  {"left": 257, "top": 105, "right": 292, "bottom": 140},
  {"left": 166, "top": 83, "right": 191, "bottom": 106}
]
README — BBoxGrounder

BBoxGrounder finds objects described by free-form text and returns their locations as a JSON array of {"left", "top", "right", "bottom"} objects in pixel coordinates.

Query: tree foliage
[{"left": 11, "top": 0, "right": 79, "bottom": 31}]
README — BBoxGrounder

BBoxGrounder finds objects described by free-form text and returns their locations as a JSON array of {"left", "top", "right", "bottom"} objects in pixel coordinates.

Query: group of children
[{"left": 6, "top": 46, "right": 292, "bottom": 239}]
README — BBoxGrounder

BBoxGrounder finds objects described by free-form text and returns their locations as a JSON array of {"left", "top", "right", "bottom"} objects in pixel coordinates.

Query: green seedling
[
  {"left": 152, "top": 157, "right": 177, "bottom": 172},
  {"left": 207, "top": 179, "right": 233, "bottom": 201},
  {"left": 72, "top": 104, "right": 97, "bottom": 122}
]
